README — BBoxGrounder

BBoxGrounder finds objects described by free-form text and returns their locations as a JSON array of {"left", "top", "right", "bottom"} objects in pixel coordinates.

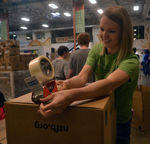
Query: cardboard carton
[
  {"left": 6, "top": 62, "right": 23, "bottom": 71},
  {"left": 133, "top": 85, "right": 150, "bottom": 110},
  {"left": 5, "top": 92, "right": 116, "bottom": 144},
  {"left": 0, "top": 48, "right": 4, "bottom": 56},
  {"left": 20, "top": 53, "right": 27, "bottom": 62},
  {"left": 4, "top": 47, "right": 20, "bottom": 56},
  {"left": 0, "top": 119, "right": 7, "bottom": 144},
  {"left": 22, "top": 62, "right": 29, "bottom": 70},
  {"left": 133, "top": 108, "right": 150, "bottom": 122},
  {"left": 0, "top": 56, "right": 4, "bottom": 62},
  {"left": 25, "top": 53, "right": 32, "bottom": 61},
  {"left": 0, "top": 42, "right": 5, "bottom": 48},
  {"left": 4, "top": 55, "right": 20, "bottom": 63},
  {"left": 4, "top": 39, "right": 20, "bottom": 47},
  {"left": 131, "top": 117, "right": 150, "bottom": 132},
  {"left": 0, "top": 63, "right": 6, "bottom": 71}
]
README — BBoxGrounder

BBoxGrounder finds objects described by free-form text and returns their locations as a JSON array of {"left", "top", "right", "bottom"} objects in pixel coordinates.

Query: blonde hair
[{"left": 100, "top": 6, "right": 133, "bottom": 65}]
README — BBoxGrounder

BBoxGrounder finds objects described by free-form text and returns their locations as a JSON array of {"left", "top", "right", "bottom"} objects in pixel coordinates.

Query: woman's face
[{"left": 99, "top": 15, "right": 122, "bottom": 53}]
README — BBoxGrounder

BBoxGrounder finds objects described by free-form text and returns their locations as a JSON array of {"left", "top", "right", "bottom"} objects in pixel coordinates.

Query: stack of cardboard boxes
[
  {"left": 132, "top": 85, "right": 150, "bottom": 131},
  {"left": 0, "top": 39, "right": 38, "bottom": 100},
  {"left": 0, "top": 40, "right": 38, "bottom": 71}
]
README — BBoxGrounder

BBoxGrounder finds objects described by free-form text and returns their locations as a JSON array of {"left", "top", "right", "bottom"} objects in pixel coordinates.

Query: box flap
[{"left": 5, "top": 92, "right": 111, "bottom": 109}]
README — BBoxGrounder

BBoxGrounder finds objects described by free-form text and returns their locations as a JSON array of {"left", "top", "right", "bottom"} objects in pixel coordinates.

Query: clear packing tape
[{"left": 29, "top": 56, "right": 61, "bottom": 91}]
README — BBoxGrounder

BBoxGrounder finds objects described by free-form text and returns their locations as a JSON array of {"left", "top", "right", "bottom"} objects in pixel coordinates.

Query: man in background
[
  {"left": 68, "top": 32, "right": 95, "bottom": 82},
  {"left": 52, "top": 46, "right": 69, "bottom": 80}
]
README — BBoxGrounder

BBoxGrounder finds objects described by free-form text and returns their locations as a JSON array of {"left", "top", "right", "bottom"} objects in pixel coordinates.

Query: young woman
[{"left": 38, "top": 6, "right": 139, "bottom": 144}]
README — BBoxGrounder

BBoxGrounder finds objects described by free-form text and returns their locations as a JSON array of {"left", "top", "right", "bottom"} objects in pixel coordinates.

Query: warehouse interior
[{"left": 0, "top": 0, "right": 150, "bottom": 144}]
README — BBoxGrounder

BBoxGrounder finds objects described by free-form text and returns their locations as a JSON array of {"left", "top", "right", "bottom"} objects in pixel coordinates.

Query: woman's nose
[{"left": 103, "top": 31, "right": 108, "bottom": 39}]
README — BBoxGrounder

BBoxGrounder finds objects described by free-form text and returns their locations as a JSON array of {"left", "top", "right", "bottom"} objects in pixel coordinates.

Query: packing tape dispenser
[{"left": 24, "top": 55, "right": 61, "bottom": 104}]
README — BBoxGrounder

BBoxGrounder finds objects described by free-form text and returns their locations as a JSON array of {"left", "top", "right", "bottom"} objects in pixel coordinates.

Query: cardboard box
[
  {"left": 0, "top": 70, "right": 31, "bottom": 100},
  {"left": 5, "top": 92, "right": 116, "bottom": 144},
  {"left": 133, "top": 108, "right": 150, "bottom": 122},
  {"left": 22, "top": 62, "right": 29, "bottom": 70},
  {"left": 0, "top": 119, "right": 7, "bottom": 144},
  {"left": 0, "top": 63, "right": 6, "bottom": 71},
  {"left": 0, "top": 48, "right": 4, "bottom": 56},
  {"left": 6, "top": 62, "right": 22, "bottom": 71},
  {"left": 133, "top": 85, "right": 150, "bottom": 110},
  {"left": 25, "top": 53, "right": 32, "bottom": 61},
  {"left": 4, "top": 47, "right": 20, "bottom": 56},
  {"left": 4, "top": 39, "right": 20, "bottom": 47},
  {"left": 4, "top": 55, "right": 20, "bottom": 63},
  {"left": 0, "top": 42, "right": 5, "bottom": 48},
  {"left": 0, "top": 56, "right": 4, "bottom": 62},
  {"left": 20, "top": 53, "right": 27, "bottom": 62},
  {"left": 131, "top": 117, "right": 150, "bottom": 132}
]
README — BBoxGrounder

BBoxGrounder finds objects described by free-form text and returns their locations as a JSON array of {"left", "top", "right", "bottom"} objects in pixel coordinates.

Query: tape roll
[{"left": 29, "top": 56, "right": 54, "bottom": 83}]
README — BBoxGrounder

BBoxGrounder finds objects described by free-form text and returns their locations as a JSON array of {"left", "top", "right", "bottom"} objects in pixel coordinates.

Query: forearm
[
  {"left": 64, "top": 75, "right": 87, "bottom": 89},
  {"left": 69, "top": 79, "right": 114, "bottom": 101}
]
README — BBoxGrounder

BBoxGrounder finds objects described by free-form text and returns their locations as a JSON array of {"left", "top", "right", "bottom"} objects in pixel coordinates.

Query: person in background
[
  {"left": 144, "top": 49, "right": 150, "bottom": 76},
  {"left": 133, "top": 47, "right": 139, "bottom": 59},
  {"left": 38, "top": 6, "right": 139, "bottom": 144},
  {"left": 52, "top": 45, "right": 69, "bottom": 80},
  {"left": 46, "top": 52, "right": 50, "bottom": 59},
  {"left": 141, "top": 50, "right": 146, "bottom": 75},
  {"left": 0, "top": 92, "right": 6, "bottom": 121},
  {"left": 68, "top": 32, "right": 95, "bottom": 82}
]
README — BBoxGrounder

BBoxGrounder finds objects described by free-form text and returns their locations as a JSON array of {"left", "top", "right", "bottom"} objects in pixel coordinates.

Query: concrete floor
[{"left": 130, "top": 70, "right": 150, "bottom": 144}]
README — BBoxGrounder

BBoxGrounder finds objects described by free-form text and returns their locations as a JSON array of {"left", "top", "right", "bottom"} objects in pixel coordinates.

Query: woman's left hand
[{"left": 37, "top": 90, "right": 74, "bottom": 118}]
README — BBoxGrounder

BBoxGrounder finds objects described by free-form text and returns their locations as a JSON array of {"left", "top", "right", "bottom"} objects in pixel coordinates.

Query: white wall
[{"left": 17, "top": 32, "right": 51, "bottom": 47}]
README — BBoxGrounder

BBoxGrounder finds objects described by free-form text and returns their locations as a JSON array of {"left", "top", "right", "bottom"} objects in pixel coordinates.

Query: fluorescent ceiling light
[
  {"left": 20, "top": 26, "right": 27, "bottom": 29},
  {"left": 89, "top": 0, "right": 97, "bottom": 4},
  {"left": 42, "top": 24, "right": 49, "bottom": 27},
  {"left": 21, "top": 17, "right": 30, "bottom": 21},
  {"left": 51, "top": 12, "right": 60, "bottom": 16},
  {"left": 49, "top": 4, "right": 58, "bottom": 9},
  {"left": 133, "top": 6, "right": 139, "bottom": 11},
  {"left": 13, "top": 35, "right": 16, "bottom": 37},
  {"left": 26, "top": 37, "right": 30, "bottom": 39},
  {"left": 64, "top": 13, "right": 71, "bottom": 17},
  {"left": 134, "top": 33, "right": 136, "bottom": 35},
  {"left": 97, "top": 9, "right": 103, "bottom": 14},
  {"left": 134, "top": 29, "right": 137, "bottom": 31}
]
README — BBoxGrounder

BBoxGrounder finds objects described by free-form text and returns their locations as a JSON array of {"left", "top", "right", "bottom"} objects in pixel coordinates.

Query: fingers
[
  {"left": 40, "top": 94, "right": 54, "bottom": 102},
  {"left": 38, "top": 102, "right": 57, "bottom": 118},
  {"left": 56, "top": 80, "right": 63, "bottom": 85}
]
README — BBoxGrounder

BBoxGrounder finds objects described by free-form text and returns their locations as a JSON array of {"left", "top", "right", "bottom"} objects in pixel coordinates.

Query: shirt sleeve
[
  {"left": 64, "top": 62, "right": 69, "bottom": 76},
  {"left": 117, "top": 54, "right": 139, "bottom": 82},
  {"left": 85, "top": 44, "right": 102, "bottom": 70}
]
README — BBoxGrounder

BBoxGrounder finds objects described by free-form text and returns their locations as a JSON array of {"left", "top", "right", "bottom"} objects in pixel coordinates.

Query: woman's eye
[
  {"left": 110, "top": 31, "right": 115, "bottom": 33},
  {"left": 100, "top": 28, "right": 104, "bottom": 31}
]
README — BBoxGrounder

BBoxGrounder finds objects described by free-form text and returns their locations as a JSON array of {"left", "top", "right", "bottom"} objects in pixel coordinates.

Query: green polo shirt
[{"left": 86, "top": 44, "right": 139, "bottom": 123}]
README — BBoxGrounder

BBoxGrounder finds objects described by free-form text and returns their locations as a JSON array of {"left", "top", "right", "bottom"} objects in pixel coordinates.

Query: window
[
  {"left": 36, "top": 32, "right": 45, "bottom": 39},
  {"left": 133, "top": 26, "right": 144, "bottom": 40}
]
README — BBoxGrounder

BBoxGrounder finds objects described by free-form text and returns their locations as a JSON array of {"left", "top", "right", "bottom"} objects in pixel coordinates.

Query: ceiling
[{"left": 0, "top": 0, "right": 150, "bottom": 33}]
